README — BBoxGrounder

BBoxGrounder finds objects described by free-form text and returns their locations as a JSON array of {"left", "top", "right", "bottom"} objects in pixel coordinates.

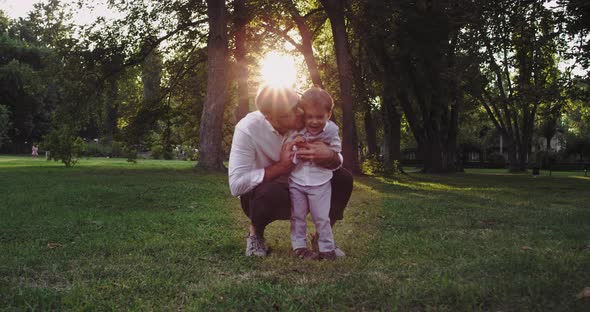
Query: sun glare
[{"left": 259, "top": 52, "right": 297, "bottom": 88}]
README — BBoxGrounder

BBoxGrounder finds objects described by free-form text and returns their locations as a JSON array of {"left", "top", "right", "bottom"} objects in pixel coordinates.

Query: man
[{"left": 228, "top": 85, "right": 353, "bottom": 257}]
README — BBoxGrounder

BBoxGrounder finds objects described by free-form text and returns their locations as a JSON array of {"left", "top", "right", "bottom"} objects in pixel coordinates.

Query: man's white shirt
[{"left": 228, "top": 111, "right": 342, "bottom": 197}]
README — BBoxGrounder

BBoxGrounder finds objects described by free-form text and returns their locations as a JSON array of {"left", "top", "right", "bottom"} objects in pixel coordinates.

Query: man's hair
[
  {"left": 300, "top": 87, "right": 334, "bottom": 112},
  {"left": 255, "top": 84, "right": 299, "bottom": 115}
]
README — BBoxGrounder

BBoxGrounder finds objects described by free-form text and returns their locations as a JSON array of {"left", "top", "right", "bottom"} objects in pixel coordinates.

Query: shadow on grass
[{"left": 351, "top": 173, "right": 590, "bottom": 310}]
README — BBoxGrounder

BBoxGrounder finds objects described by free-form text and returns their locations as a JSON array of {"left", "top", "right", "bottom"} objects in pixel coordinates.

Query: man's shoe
[
  {"left": 334, "top": 246, "right": 346, "bottom": 257},
  {"left": 245, "top": 234, "right": 267, "bottom": 257}
]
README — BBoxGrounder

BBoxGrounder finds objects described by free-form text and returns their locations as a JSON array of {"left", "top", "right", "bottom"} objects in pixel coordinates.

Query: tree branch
[{"left": 260, "top": 22, "right": 302, "bottom": 51}]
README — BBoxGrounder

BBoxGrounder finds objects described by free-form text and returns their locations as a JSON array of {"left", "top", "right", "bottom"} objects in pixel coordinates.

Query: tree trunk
[
  {"left": 287, "top": 2, "right": 323, "bottom": 88},
  {"left": 506, "top": 137, "right": 520, "bottom": 172},
  {"left": 142, "top": 48, "right": 163, "bottom": 110},
  {"left": 352, "top": 36, "right": 377, "bottom": 159},
  {"left": 103, "top": 77, "right": 119, "bottom": 144},
  {"left": 381, "top": 79, "right": 401, "bottom": 171},
  {"left": 320, "top": 0, "right": 361, "bottom": 175},
  {"left": 364, "top": 108, "right": 378, "bottom": 157},
  {"left": 233, "top": 0, "right": 249, "bottom": 123},
  {"left": 422, "top": 139, "right": 444, "bottom": 173},
  {"left": 198, "top": 0, "right": 229, "bottom": 171}
]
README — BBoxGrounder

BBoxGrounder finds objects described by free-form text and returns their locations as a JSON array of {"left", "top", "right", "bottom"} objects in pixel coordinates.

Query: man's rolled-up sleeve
[
  {"left": 228, "top": 128, "right": 265, "bottom": 196},
  {"left": 326, "top": 122, "right": 343, "bottom": 170}
]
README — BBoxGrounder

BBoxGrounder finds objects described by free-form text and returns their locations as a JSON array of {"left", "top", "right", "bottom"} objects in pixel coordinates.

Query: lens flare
[{"left": 259, "top": 52, "right": 297, "bottom": 87}]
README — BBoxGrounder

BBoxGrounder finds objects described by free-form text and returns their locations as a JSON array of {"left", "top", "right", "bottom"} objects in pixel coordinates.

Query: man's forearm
[
  {"left": 317, "top": 150, "right": 341, "bottom": 170},
  {"left": 263, "top": 161, "right": 293, "bottom": 182}
]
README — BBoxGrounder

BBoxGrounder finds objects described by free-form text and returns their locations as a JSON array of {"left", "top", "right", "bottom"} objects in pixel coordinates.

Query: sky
[{"left": 1, "top": 0, "right": 119, "bottom": 25}]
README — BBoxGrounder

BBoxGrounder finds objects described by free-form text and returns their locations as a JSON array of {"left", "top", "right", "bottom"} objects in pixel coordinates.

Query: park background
[{"left": 1, "top": 0, "right": 590, "bottom": 310}]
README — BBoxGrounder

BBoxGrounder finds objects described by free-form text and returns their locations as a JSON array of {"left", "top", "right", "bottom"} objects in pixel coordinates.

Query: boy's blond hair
[{"left": 300, "top": 87, "right": 334, "bottom": 112}]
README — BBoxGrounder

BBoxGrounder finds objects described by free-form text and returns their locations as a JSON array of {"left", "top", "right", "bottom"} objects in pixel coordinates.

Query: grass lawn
[{"left": 1, "top": 156, "right": 589, "bottom": 311}]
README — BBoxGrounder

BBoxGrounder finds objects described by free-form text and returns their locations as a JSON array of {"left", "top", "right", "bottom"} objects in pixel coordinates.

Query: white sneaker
[
  {"left": 245, "top": 235, "right": 267, "bottom": 257},
  {"left": 334, "top": 246, "right": 346, "bottom": 257}
]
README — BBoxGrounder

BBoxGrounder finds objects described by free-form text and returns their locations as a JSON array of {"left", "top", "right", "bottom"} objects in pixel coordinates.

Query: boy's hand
[
  {"left": 296, "top": 141, "right": 338, "bottom": 167},
  {"left": 293, "top": 135, "right": 306, "bottom": 148}
]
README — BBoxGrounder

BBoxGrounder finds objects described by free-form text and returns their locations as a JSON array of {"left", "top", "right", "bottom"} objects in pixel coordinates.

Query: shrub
[
  {"left": 83, "top": 142, "right": 112, "bottom": 157},
  {"left": 151, "top": 144, "right": 164, "bottom": 159},
  {"left": 362, "top": 156, "right": 402, "bottom": 175},
  {"left": 486, "top": 153, "right": 506, "bottom": 169},
  {"left": 111, "top": 141, "right": 123, "bottom": 157},
  {"left": 123, "top": 145, "right": 138, "bottom": 163},
  {"left": 362, "top": 156, "right": 385, "bottom": 175},
  {"left": 0, "top": 104, "right": 11, "bottom": 149},
  {"left": 42, "top": 125, "right": 86, "bottom": 167}
]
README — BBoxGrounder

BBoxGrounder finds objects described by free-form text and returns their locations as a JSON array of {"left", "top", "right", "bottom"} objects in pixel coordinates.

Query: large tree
[
  {"left": 233, "top": 0, "right": 251, "bottom": 122},
  {"left": 319, "top": 0, "right": 362, "bottom": 174},
  {"left": 468, "top": 0, "right": 564, "bottom": 171},
  {"left": 198, "top": 0, "right": 230, "bottom": 170}
]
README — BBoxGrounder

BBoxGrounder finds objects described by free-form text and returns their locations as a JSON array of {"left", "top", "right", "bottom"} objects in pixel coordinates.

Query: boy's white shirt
[{"left": 287, "top": 120, "right": 342, "bottom": 187}]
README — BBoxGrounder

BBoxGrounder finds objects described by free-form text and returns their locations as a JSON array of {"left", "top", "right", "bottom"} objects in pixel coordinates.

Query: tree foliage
[{"left": 0, "top": 0, "right": 588, "bottom": 172}]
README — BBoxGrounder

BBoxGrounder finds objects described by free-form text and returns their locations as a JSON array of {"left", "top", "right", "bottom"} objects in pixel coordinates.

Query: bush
[
  {"left": 151, "top": 144, "right": 164, "bottom": 159},
  {"left": 111, "top": 141, "right": 123, "bottom": 157},
  {"left": 565, "top": 134, "right": 590, "bottom": 161},
  {"left": 486, "top": 153, "right": 506, "bottom": 169},
  {"left": 151, "top": 143, "right": 174, "bottom": 160},
  {"left": 0, "top": 104, "right": 11, "bottom": 149},
  {"left": 82, "top": 141, "right": 125, "bottom": 158},
  {"left": 179, "top": 146, "right": 199, "bottom": 161},
  {"left": 362, "top": 156, "right": 385, "bottom": 175},
  {"left": 535, "top": 151, "right": 558, "bottom": 169},
  {"left": 362, "top": 156, "right": 402, "bottom": 175},
  {"left": 123, "top": 145, "right": 138, "bottom": 163},
  {"left": 83, "top": 142, "right": 112, "bottom": 157},
  {"left": 42, "top": 125, "right": 86, "bottom": 167}
]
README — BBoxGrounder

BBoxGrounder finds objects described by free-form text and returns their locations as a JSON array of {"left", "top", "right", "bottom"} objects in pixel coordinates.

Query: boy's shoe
[
  {"left": 318, "top": 250, "right": 336, "bottom": 261},
  {"left": 310, "top": 232, "right": 345, "bottom": 257},
  {"left": 246, "top": 234, "right": 267, "bottom": 257},
  {"left": 294, "top": 248, "right": 318, "bottom": 260}
]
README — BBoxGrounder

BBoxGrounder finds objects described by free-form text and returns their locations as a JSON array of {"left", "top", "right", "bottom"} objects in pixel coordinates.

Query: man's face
[
  {"left": 302, "top": 103, "right": 331, "bottom": 135},
  {"left": 268, "top": 99, "right": 303, "bottom": 134}
]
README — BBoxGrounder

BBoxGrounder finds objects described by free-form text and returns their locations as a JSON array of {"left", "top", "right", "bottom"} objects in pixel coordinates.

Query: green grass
[{"left": 1, "top": 156, "right": 589, "bottom": 311}]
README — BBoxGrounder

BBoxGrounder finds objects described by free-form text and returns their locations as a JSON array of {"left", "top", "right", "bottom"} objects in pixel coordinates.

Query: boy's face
[{"left": 302, "top": 103, "right": 331, "bottom": 135}]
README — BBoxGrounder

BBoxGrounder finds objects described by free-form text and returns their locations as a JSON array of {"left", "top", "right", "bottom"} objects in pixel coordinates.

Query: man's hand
[
  {"left": 263, "top": 140, "right": 296, "bottom": 182},
  {"left": 296, "top": 141, "right": 341, "bottom": 169},
  {"left": 279, "top": 140, "right": 296, "bottom": 167}
]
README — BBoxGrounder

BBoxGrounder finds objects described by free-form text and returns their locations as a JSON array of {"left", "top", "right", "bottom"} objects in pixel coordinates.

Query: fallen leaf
[
  {"left": 112, "top": 282, "right": 130, "bottom": 289},
  {"left": 47, "top": 242, "right": 63, "bottom": 249},
  {"left": 576, "top": 287, "right": 590, "bottom": 300},
  {"left": 521, "top": 246, "right": 532, "bottom": 251}
]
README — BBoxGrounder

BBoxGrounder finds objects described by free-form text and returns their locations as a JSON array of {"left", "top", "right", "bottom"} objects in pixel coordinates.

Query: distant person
[
  {"left": 31, "top": 144, "right": 39, "bottom": 157},
  {"left": 287, "top": 87, "right": 342, "bottom": 260},
  {"left": 228, "top": 85, "right": 353, "bottom": 257}
]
